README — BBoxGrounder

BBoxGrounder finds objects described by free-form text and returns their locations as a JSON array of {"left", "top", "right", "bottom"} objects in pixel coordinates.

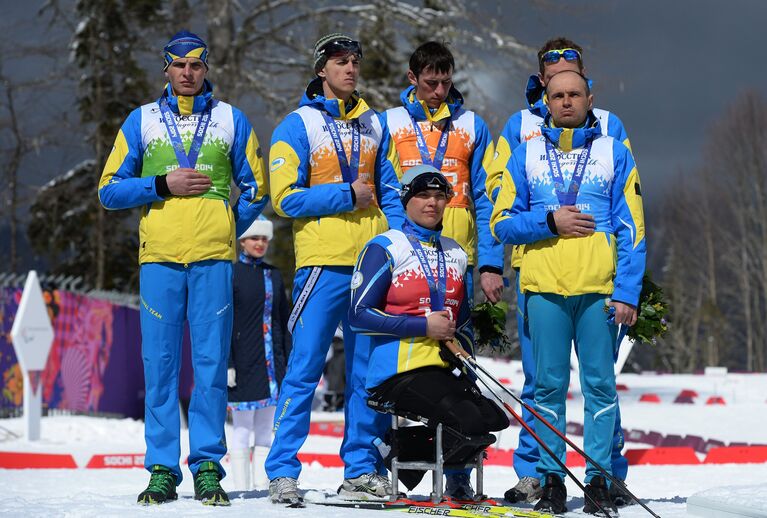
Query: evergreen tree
[
  {"left": 28, "top": 0, "right": 163, "bottom": 291},
  {"left": 28, "top": 160, "right": 141, "bottom": 290},
  {"left": 356, "top": 0, "right": 402, "bottom": 111}
]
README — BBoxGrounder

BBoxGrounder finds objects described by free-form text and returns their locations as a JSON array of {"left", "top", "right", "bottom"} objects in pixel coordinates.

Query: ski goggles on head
[
  {"left": 541, "top": 48, "right": 581, "bottom": 65},
  {"left": 317, "top": 39, "right": 363, "bottom": 61},
  {"left": 400, "top": 169, "right": 454, "bottom": 206},
  {"left": 411, "top": 173, "right": 452, "bottom": 195}
]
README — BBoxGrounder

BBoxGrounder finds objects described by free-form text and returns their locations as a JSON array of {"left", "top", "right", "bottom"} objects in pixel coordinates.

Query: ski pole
[
  {"left": 442, "top": 340, "right": 613, "bottom": 518},
  {"left": 458, "top": 346, "right": 661, "bottom": 518}
]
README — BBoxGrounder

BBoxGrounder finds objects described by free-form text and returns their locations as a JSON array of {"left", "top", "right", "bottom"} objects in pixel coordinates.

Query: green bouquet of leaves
[
  {"left": 471, "top": 301, "right": 512, "bottom": 352},
  {"left": 610, "top": 273, "right": 669, "bottom": 345}
]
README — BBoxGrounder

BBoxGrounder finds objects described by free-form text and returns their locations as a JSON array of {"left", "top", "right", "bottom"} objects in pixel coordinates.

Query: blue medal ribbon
[
  {"left": 410, "top": 115, "right": 451, "bottom": 171},
  {"left": 322, "top": 111, "right": 360, "bottom": 183},
  {"left": 403, "top": 221, "right": 447, "bottom": 312},
  {"left": 544, "top": 136, "right": 593, "bottom": 206},
  {"left": 158, "top": 93, "right": 212, "bottom": 169}
]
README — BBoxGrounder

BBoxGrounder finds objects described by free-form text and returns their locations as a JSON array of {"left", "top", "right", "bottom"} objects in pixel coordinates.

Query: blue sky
[{"left": 485, "top": 0, "right": 767, "bottom": 203}]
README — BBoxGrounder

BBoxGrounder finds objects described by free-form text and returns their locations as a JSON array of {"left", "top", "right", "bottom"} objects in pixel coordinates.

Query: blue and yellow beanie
[{"left": 163, "top": 30, "right": 209, "bottom": 70}]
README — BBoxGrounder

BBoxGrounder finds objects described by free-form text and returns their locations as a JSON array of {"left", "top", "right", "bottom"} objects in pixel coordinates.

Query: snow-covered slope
[{"left": 2, "top": 362, "right": 766, "bottom": 517}]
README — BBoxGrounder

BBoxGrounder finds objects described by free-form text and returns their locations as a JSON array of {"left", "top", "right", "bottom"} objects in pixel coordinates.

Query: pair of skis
[{"left": 310, "top": 497, "right": 552, "bottom": 517}]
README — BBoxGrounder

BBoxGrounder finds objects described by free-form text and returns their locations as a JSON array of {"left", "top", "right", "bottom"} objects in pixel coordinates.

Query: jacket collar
[
  {"left": 239, "top": 251, "right": 263, "bottom": 265},
  {"left": 160, "top": 79, "right": 214, "bottom": 116},
  {"left": 300, "top": 77, "right": 370, "bottom": 120},
  {"left": 403, "top": 215, "right": 442, "bottom": 245},
  {"left": 400, "top": 85, "right": 464, "bottom": 123},
  {"left": 541, "top": 111, "right": 602, "bottom": 152}
]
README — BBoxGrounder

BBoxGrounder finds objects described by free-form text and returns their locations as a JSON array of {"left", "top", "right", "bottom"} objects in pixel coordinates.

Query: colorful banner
[{"left": 0, "top": 287, "right": 193, "bottom": 419}]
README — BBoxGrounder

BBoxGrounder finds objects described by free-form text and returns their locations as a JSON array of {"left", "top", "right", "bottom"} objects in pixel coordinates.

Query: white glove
[{"left": 227, "top": 368, "right": 236, "bottom": 388}]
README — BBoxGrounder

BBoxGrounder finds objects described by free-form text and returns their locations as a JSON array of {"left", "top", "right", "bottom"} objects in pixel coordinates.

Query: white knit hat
[{"left": 238, "top": 215, "right": 273, "bottom": 240}]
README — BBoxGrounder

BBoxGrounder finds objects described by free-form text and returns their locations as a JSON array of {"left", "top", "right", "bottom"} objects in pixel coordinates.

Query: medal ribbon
[
  {"left": 403, "top": 221, "right": 446, "bottom": 312},
  {"left": 158, "top": 93, "right": 212, "bottom": 169},
  {"left": 544, "top": 136, "right": 593, "bottom": 206},
  {"left": 322, "top": 111, "right": 360, "bottom": 183},
  {"left": 410, "top": 115, "right": 451, "bottom": 171}
]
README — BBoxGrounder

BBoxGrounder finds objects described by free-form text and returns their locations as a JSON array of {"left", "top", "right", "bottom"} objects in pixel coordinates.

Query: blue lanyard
[
  {"left": 321, "top": 111, "right": 360, "bottom": 183},
  {"left": 544, "top": 136, "right": 593, "bottom": 206},
  {"left": 158, "top": 94, "right": 212, "bottom": 169},
  {"left": 410, "top": 115, "right": 451, "bottom": 171},
  {"left": 403, "top": 221, "right": 446, "bottom": 312}
]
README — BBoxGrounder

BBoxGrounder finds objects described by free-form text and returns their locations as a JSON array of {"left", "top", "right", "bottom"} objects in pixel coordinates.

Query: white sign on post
[{"left": 10, "top": 271, "right": 55, "bottom": 441}]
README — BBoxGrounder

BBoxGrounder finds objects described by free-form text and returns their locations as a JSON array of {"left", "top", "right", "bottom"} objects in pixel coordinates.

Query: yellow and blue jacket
[
  {"left": 487, "top": 76, "right": 632, "bottom": 269},
  {"left": 98, "top": 81, "right": 268, "bottom": 264},
  {"left": 384, "top": 86, "right": 501, "bottom": 271},
  {"left": 489, "top": 114, "right": 646, "bottom": 306},
  {"left": 348, "top": 218, "right": 472, "bottom": 389},
  {"left": 269, "top": 78, "right": 404, "bottom": 269}
]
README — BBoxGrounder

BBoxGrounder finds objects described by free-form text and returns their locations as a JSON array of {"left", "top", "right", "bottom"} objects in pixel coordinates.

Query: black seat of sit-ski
[{"left": 367, "top": 395, "right": 496, "bottom": 490}]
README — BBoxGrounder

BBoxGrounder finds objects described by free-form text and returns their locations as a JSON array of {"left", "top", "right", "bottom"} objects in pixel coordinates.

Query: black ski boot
[
  {"left": 583, "top": 476, "right": 618, "bottom": 515},
  {"left": 533, "top": 473, "right": 567, "bottom": 515},
  {"left": 137, "top": 465, "right": 178, "bottom": 505},
  {"left": 609, "top": 480, "right": 632, "bottom": 507}
]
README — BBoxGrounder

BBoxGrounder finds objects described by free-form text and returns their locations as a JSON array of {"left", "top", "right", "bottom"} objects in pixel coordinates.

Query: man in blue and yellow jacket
[
  {"left": 98, "top": 31, "right": 268, "bottom": 506},
  {"left": 385, "top": 41, "right": 504, "bottom": 304},
  {"left": 266, "top": 33, "right": 404, "bottom": 504},
  {"left": 487, "top": 37, "right": 633, "bottom": 506},
  {"left": 490, "top": 71, "right": 645, "bottom": 515}
]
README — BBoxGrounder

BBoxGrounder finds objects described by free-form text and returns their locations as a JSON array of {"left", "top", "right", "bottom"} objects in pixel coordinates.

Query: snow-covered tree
[
  {"left": 27, "top": 0, "right": 165, "bottom": 290},
  {"left": 27, "top": 160, "right": 141, "bottom": 291},
  {"left": 0, "top": 8, "right": 71, "bottom": 274},
  {"left": 196, "top": 0, "right": 529, "bottom": 114}
]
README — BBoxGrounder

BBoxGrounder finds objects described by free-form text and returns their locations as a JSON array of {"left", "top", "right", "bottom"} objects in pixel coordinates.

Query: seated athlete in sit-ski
[{"left": 348, "top": 164, "right": 509, "bottom": 499}]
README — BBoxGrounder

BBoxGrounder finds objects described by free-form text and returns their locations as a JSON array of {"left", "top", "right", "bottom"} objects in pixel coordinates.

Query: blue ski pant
[
  {"left": 139, "top": 260, "right": 232, "bottom": 484},
  {"left": 513, "top": 278, "right": 628, "bottom": 481},
  {"left": 265, "top": 265, "right": 389, "bottom": 480},
  {"left": 526, "top": 292, "right": 618, "bottom": 484}
]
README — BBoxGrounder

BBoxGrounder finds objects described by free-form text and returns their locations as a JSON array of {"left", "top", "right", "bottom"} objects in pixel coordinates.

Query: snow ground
[{"left": 2, "top": 360, "right": 767, "bottom": 517}]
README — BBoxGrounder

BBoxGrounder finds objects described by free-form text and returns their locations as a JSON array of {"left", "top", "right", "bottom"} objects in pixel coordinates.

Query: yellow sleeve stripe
[
  {"left": 623, "top": 137, "right": 633, "bottom": 153},
  {"left": 99, "top": 129, "right": 130, "bottom": 191},
  {"left": 354, "top": 245, "right": 369, "bottom": 270},
  {"left": 481, "top": 139, "right": 495, "bottom": 175},
  {"left": 245, "top": 129, "right": 268, "bottom": 203},
  {"left": 486, "top": 136, "right": 511, "bottom": 203},
  {"left": 623, "top": 166, "right": 645, "bottom": 249},
  {"left": 268, "top": 140, "right": 302, "bottom": 217},
  {"left": 386, "top": 137, "right": 403, "bottom": 179},
  {"left": 490, "top": 168, "right": 517, "bottom": 242}
]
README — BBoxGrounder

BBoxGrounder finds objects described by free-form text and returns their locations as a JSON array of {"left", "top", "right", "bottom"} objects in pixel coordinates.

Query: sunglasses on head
[
  {"left": 319, "top": 39, "right": 363, "bottom": 60},
  {"left": 541, "top": 48, "right": 581, "bottom": 65}
]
